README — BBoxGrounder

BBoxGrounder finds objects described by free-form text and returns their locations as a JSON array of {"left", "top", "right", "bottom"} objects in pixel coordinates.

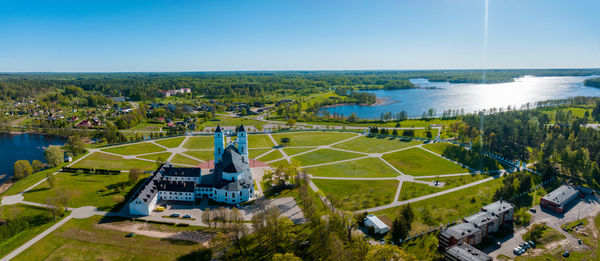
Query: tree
[
  {"left": 593, "top": 100, "right": 600, "bottom": 123},
  {"left": 392, "top": 129, "right": 398, "bottom": 136},
  {"left": 56, "top": 189, "right": 73, "bottom": 210},
  {"left": 31, "top": 160, "right": 46, "bottom": 172},
  {"left": 341, "top": 211, "right": 357, "bottom": 242},
  {"left": 128, "top": 168, "right": 142, "bottom": 185},
  {"left": 280, "top": 137, "right": 290, "bottom": 147},
  {"left": 366, "top": 244, "right": 416, "bottom": 261},
  {"left": 202, "top": 209, "right": 213, "bottom": 228},
  {"left": 287, "top": 118, "right": 296, "bottom": 127},
  {"left": 390, "top": 216, "right": 409, "bottom": 244},
  {"left": 13, "top": 160, "right": 33, "bottom": 180},
  {"left": 45, "top": 197, "right": 63, "bottom": 222},
  {"left": 209, "top": 232, "right": 232, "bottom": 258},
  {"left": 273, "top": 253, "right": 301, "bottom": 261},
  {"left": 46, "top": 172, "right": 56, "bottom": 188},
  {"left": 44, "top": 145, "right": 64, "bottom": 168},
  {"left": 347, "top": 113, "right": 359, "bottom": 123},
  {"left": 228, "top": 208, "right": 248, "bottom": 255},
  {"left": 65, "top": 134, "right": 87, "bottom": 156}
]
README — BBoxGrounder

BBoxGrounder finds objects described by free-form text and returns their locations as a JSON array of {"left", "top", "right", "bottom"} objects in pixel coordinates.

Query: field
[
  {"left": 11, "top": 216, "right": 210, "bottom": 261},
  {"left": 422, "top": 142, "right": 506, "bottom": 171},
  {"left": 0, "top": 204, "right": 69, "bottom": 258},
  {"left": 171, "top": 153, "right": 201, "bottom": 166},
  {"left": 375, "top": 177, "right": 503, "bottom": 233},
  {"left": 182, "top": 136, "right": 213, "bottom": 149},
  {"left": 137, "top": 152, "right": 172, "bottom": 161},
  {"left": 421, "top": 142, "right": 453, "bottom": 155},
  {"left": 382, "top": 148, "right": 469, "bottom": 176},
  {"left": 249, "top": 148, "right": 272, "bottom": 159},
  {"left": 271, "top": 131, "right": 358, "bottom": 146},
  {"left": 312, "top": 179, "right": 398, "bottom": 211},
  {"left": 248, "top": 134, "right": 276, "bottom": 148},
  {"left": 256, "top": 149, "right": 284, "bottom": 162},
  {"left": 181, "top": 151, "right": 214, "bottom": 162},
  {"left": 71, "top": 152, "right": 155, "bottom": 170},
  {"left": 398, "top": 182, "right": 444, "bottom": 201},
  {"left": 22, "top": 171, "right": 146, "bottom": 211},
  {"left": 304, "top": 158, "right": 399, "bottom": 178},
  {"left": 292, "top": 149, "right": 363, "bottom": 166},
  {"left": 332, "top": 137, "right": 422, "bottom": 153},
  {"left": 101, "top": 142, "right": 165, "bottom": 155},
  {"left": 154, "top": 137, "right": 185, "bottom": 148},
  {"left": 419, "top": 174, "right": 488, "bottom": 190},
  {"left": 282, "top": 147, "right": 315, "bottom": 156}
]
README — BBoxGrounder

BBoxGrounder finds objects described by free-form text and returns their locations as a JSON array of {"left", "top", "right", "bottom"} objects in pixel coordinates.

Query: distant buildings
[
  {"left": 363, "top": 214, "right": 390, "bottom": 234},
  {"left": 439, "top": 200, "right": 514, "bottom": 248},
  {"left": 158, "top": 88, "right": 192, "bottom": 97},
  {"left": 540, "top": 185, "right": 579, "bottom": 213},
  {"left": 445, "top": 242, "right": 492, "bottom": 261}
]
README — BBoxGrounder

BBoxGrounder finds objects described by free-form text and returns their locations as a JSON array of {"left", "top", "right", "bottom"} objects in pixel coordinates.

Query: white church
[{"left": 128, "top": 125, "right": 254, "bottom": 216}]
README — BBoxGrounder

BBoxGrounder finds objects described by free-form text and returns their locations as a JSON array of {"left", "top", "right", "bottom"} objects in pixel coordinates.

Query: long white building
[{"left": 128, "top": 125, "right": 254, "bottom": 216}]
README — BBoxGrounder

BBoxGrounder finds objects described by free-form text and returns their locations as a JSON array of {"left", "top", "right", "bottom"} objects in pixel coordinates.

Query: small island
[{"left": 584, "top": 78, "right": 600, "bottom": 88}]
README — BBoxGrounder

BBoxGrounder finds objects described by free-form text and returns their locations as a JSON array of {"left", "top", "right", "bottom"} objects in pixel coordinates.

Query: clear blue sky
[{"left": 1, "top": 0, "right": 599, "bottom": 72}]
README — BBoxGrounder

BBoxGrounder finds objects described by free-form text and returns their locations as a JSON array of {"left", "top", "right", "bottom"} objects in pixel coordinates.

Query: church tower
[
  {"left": 237, "top": 125, "right": 249, "bottom": 162},
  {"left": 214, "top": 125, "right": 224, "bottom": 164}
]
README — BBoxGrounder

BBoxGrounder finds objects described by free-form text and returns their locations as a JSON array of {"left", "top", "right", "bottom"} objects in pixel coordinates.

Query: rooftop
[
  {"left": 445, "top": 243, "right": 492, "bottom": 261},
  {"left": 364, "top": 214, "right": 389, "bottom": 229},
  {"left": 464, "top": 211, "right": 497, "bottom": 228},
  {"left": 481, "top": 200, "right": 514, "bottom": 215},
  {"left": 542, "top": 185, "right": 579, "bottom": 206},
  {"left": 163, "top": 166, "right": 201, "bottom": 178},
  {"left": 440, "top": 222, "right": 479, "bottom": 240}
]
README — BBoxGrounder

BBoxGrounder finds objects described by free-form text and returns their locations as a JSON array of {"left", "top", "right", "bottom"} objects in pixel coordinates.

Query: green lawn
[
  {"left": 333, "top": 136, "right": 423, "bottom": 153},
  {"left": 181, "top": 150, "right": 214, "bottom": 161},
  {"left": 154, "top": 137, "right": 185, "bottom": 148},
  {"left": 375, "top": 177, "right": 503, "bottom": 233},
  {"left": 293, "top": 149, "right": 364, "bottom": 166},
  {"left": 137, "top": 152, "right": 172, "bottom": 161},
  {"left": 182, "top": 136, "right": 213, "bottom": 149},
  {"left": 248, "top": 134, "right": 276, "bottom": 148},
  {"left": 170, "top": 153, "right": 201, "bottom": 166},
  {"left": 23, "top": 171, "right": 148, "bottom": 212},
  {"left": 249, "top": 148, "right": 272, "bottom": 159},
  {"left": 102, "top": 142, "right": 166, "bottom": 156},
  {"left": 304, "top": 158, "right": 399, "bottom": 178},
  {"left": 0, "top": 204, "right": 69, "bottom": 258},
  {"left": 71, "top": 152, "right": 155, "bottom": 171},
  {"left": 282, "top": 147, "right": 316, "bottom": 156},
  {"left": 398, "top": 182, "right": 444, "bottom": 201},
  {"left": 382, "top": 148, "right": 469, "bottom": 176},
  {"left": 271, "top": 131, "right": 358, "bottom": 146},
  {"left": 12, "top": 215, "right": 210, "bottom": 261},
  {"left": 1, "top": 167, "right": 61, "bottom": 196},
  {"left": 312, "top": 179, "right": 398, "bottom": 211},
  {"left": 422, "top": 142, "right": 453, "bottom": 155},
  {"left": 269, "top": 159, "right": 290, "bottom": 168},
  {"left": 422, "top": 142, "right": 505, "bottom": 171},
  {"left": 257, "top": 149, "right": 284, "bottom": 162},
  {"left": 418, "top": 174, "right": 489, "bottom": 190}
]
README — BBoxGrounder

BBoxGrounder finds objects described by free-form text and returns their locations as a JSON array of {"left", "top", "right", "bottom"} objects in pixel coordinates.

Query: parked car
[
  {"left": 523, "top": 242, "right": 530, "bottom": 249},
  {"left": 154, "top": 206, "right": 165, "bottom": 212},
  {"left": 126, "top": 232, "right": 135, "bottom": 238},
  {"left": 563, "top": 251, "right": 570, "bottom": 257},
  {"left": 528, "top": 240, "right": 536, "bottom": 248},
  {"left": 170, "top": 213, "right": 180, "bottom": 217},
  {"left": 514, "top": 247, "right": 523, "bottom": 255},
  {"left": 183, "top": 214, "right": 192, "bottom": 219},
  {"left": 529, "top": 208, "right": 536, "bottom": 213}
]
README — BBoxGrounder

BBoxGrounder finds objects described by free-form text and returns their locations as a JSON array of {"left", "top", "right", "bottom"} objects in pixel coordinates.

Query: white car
[{"left": 513, "top": 247, "right": 523, "bottom": 255}]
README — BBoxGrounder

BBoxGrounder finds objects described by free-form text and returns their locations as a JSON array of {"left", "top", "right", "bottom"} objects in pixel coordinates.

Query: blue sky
[{"left": 1, "top": 0, "right": 599, "bottom": 72}]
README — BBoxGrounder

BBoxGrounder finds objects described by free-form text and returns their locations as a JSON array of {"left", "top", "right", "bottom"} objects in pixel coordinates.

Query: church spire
[{"left": 215, "top": 125, "right": 222, "bottom": 133}]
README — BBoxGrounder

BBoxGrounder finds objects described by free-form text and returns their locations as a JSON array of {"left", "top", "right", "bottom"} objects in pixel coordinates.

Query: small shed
[{"left": 364, "top": 214, "right": 390, "bottom": 234}]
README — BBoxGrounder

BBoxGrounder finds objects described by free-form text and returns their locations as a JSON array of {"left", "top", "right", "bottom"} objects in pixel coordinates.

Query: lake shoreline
[{"left": 320, "top": 97, "right": 391, "bottom": 109}]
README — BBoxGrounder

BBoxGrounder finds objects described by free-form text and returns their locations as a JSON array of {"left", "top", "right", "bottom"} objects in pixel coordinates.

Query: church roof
[
  {"left": 237, "top": 124, "right": 245, "bottom": 132},
  {"left": 215, "top": 125, "right": 222, "bottom": 133}
]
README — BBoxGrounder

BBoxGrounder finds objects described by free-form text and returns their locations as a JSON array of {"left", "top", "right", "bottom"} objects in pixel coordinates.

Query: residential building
[
  {"left": 364, "top": 214, "right": 390, "bottom": 234},
  {"left": 540, "top": 185, "right": 579, "bottom": 213},
  {"left": 444, "top": 242, "right": 492, "bottom": 261}
]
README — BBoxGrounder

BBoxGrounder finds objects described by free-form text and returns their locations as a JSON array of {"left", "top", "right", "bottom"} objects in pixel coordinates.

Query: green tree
[
  {"left": 66, "top": 134, "right": 87, "bottom": 156},
  {"left": 44, "top": 145, "right": 64, "bottom": 168},
  {"left": 273, "top": 253, "right": 301, "bottom": 261},
  {"left": 347, "top": 113, "right": 359, "bottom": 123},
  {"left": 280, "top": 137, "right": 290, "bottom": 147},
  {"left": 13, "top": 160, "right": 33, "bottom": 180},
  {"left": 46, "top": 172, "right": 56, "bottom": 188},
  {"left": 31, "top": 160, "right": 46, "bottom": 172}
]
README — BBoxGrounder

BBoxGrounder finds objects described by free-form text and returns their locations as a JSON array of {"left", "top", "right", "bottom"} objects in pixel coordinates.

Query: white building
[
  {"left": 364, "top": 214, "right": 390, "bottom": 234},
  {"left": 128, "top": 125, "right": 254, "bottom": 216}
]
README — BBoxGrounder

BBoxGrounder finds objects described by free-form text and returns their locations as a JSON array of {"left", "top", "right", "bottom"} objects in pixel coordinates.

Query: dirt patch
[
  {"left": 96, "top": 221, "right": 215, "bottom": 246},
  {"left": 0, "top": 180, "right": 13, "bottom": 195}
]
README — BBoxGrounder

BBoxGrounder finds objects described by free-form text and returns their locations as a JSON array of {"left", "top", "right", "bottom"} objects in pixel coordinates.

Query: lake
[
  {"left": 321, "top": 76, "right": 600, "bottom": 119},
  {"left": 0, "top": 133, "right": 65, "bottom": 185}
]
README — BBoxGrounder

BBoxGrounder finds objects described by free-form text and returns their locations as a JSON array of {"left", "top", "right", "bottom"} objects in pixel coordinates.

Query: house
[
  {"left": 128, "top": 125, "right": 254, "bottom": 216},
  {"left": 363, "top": 214, "right": 390, "bottom": 234},
  {"left": 445, "top": 242, "right": 492, "bottom": 261},
  {"left": 64, "top": 154, "right": 73, "bottom": 163},
  {"left": 540, "top": 185, "right": 579, "bottom": 213},
  {"left": 158, "top": 88, "right": 192, "bottom": 97}
]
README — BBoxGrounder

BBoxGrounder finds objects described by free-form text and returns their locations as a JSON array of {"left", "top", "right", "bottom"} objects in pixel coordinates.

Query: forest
[{"left": 585, "top": 77, "right": 600, "bottom": 88}]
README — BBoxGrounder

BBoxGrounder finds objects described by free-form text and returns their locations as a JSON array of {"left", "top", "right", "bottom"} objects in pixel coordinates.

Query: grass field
[
  {"left": 398, "top": 182, "right": 444, "bottom": 201},
  {"left": 375, "top": 177, "right": 503, "bottom": 233},
  {"left": 271, "top": 131, "right": 358, "bottom": 146},
  {"left": 181, "top": 150, "right": 214, "bottom": 161},
  {"left": 102, "top": 142, "right": 165, "bottom": 156},
  {"left": 205, "top": 116, "right": 267, "bottom": 129},
  {"left": 154, "top": 137, "right": 185, "bottom": 148},
  {"left": 312, "top": 179, "right": 398, "bottom": 211},
  {"left": 249, "top": 148, "right": 273, "bottom": 159},
  {"left": 0, "top": 204, "right": 69, "bottom": 258},
  {"left": 382, "top": 148, "right": 469, "bottom": 176},
  {"left": 12, "top": 216, "right": 210, "bottom": 261},
  {"left": 248, "top": 134, "right": 276, "bottom": 148},
  {"left": 22, "top": 171, "right": 146, "bottom": 211},
  {"left": 1, "top": 167, "right": 62, "bottom": 196},
  {"left": 137, "top": 152, "right": 172, "bottom": 161},
  {"left": 171, "top": 153, "right": 201, "bottom": 166},
  {"left": 71, "top": 153, "right": 155, "bottom": 171},
  {"left": 423, "top": 142, "right": 506, "bottom": 171},
  {"left": 422, "top": 142, "right": 453, "bottom": 155},
  {"left": 419, "top": 174, "right": 488, "bottom": 190},
  {"left": 282, "top": 147, "right": 316, "bottom": 156},
  {"left": 333, "top": 136, "right": 423, "bottom": 153},
  {"left": 305, "top": 158, "right": 399, "bottom": 178},
  {"left": 257, "top": 149, "right": 284, "bottom": 162},
  {"left": 269, "top": 159, "right": 290, "bottom": 168},
  {"left": 182, "top": 136, "right": 213, "bottom": 149},
  {"left": 293, "top": 149, "right": 364, "bottom": 166}
]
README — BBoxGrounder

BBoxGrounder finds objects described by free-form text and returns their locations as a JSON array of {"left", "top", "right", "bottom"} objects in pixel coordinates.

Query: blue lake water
[
  {"left": 321, "top": 76, "right": 600, "bottom": 119},
  {"left": 0, "top": 133, "right": 65, "bottom": 185}
]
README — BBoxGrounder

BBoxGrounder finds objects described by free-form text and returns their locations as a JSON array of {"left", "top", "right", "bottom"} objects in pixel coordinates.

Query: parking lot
[{"left": 487, "top": 193, "right": 600, "bottom": 259}]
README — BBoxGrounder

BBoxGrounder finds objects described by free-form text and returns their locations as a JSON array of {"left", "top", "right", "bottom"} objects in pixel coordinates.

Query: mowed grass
[
  {"left": 137, "top": 152, "right": 172, "bottom": 161},
  {"left": 182, "top": 136, "right": 213, "bottom": 149},
  {"left": 269, "top": 159, "right": 290, "bottom": 168},
  {"left": 399, "top": 182, "right": 444, "bottom": 201},
  {"left": 421, "top": 142, "right": 453, "bottom": 155},
  {"left": 248, "top": 134, "right": 276, "bottom": 148},
  {"left": 170, "top": 153, "right": 201, "bottom": 166},
  {"left": 12, "top": 215, "right": 209, "bottom": 261},
  {"left": 0, "top": 204, "right": 69, "bottom": 258},
  {"left": 333, "top": 136, "right": 423, "bottom": 153},
  {"left": 182, "top": 150, "right": 214, "bottom": 161},
  {"left": 71, "top": 152, "right": 155, "bottom": 171},
  {"left": 312, "top": 179, "right": 398, "bottom": 211},
  {"left": 22, "top": 171, "right": 148, "bottom": 211},
  {"left": 283, "top": 147, "right": 317, "bottom": 156},
  {"left": 418, "top": 174, "right": 489, "bottom": 190},
  {"left": 257, "top": 149, "right": 284, "bottom": 162},
  {"left": 375, "top": 177, "right": 503, "bottom": 233},
  {"left": 153, "top": 137, "right": 185, "bottom": 148},
  {"left": 423, "top": 142, "right": 505, "bottom": 171},
  {"left": 249, "top": 148, "right": 272, "bottom": 159},
  {"left": 293, "top": 149, "right": 364, "bottom": 166},
  {"left": 271, "top": 131, "right": 358, "bottom": 146},
  {"left": 382, "top": 148, "right": 468, "bottom": 176},
  {"left": 102, "top": 142, "right": 165, "bottom": 155},
  {"left": 305, "top": 158, "right": 399, "bottom": 178}
]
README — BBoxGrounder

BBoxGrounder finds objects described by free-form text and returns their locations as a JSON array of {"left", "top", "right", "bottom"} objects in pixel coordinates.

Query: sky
[{"left": 0, "top": 0, "right": 599, "bottom": 72}]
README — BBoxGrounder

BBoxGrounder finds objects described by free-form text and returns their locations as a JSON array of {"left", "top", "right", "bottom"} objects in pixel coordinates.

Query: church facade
[{"left": 128, "top": 125, "right": 254, "bottom": 216}]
